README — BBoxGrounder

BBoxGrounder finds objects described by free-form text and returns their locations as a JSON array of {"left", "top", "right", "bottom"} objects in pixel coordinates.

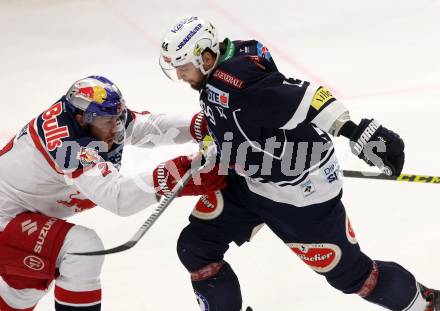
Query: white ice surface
[{"left": 0, "top": 0, "right": 439, "bottom": 310}]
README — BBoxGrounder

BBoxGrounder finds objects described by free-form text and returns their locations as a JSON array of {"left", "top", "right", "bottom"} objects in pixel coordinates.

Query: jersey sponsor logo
[
  {"left": 21, "top": 219, "right": 38, "bottom": 236},
  {"left": 176, "top": 23, "right": 202, "bottom": 51},
  {"left": 41, "top": 102, "right": 70, "bottom": 151},
  {"left": 192, "top": 191, "right": 224, "bottom": 220},
  {"left": 23, "top": 255, "right": 45, "bottom": 271},
  {"left": 311, "top": 87, "right": 335, "bottom": 111},
  {"left": 346, "top": 216, "right": 358, "bottom": 244},
  {"left": 206, "top": 84, "right": 229, "bottom": 108},
  {"left": 212, "top": 69, "right": 244, "bottom": 89},
  {"left": 77, "top": 147, "right": 101, "bottom": 167},
  {"left": 300, "top": 180, "right": 316, "bottom": 197},
  {"left": 34, "top": 217, "right": 58, "bottom": 254},
  {"left": 107, "top": 145, "right": 123, "bottom": 170},
  {"left": 323, "top": 161, "right": 340, "bottom": 183},
  {"left": 288, "top": 243, "right": 342, "bottom": 273},
  {"left": 57, "top": 191, "right": 97, "bottom": 212}
]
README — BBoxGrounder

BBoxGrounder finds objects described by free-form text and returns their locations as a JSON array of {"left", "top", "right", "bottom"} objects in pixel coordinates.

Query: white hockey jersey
[{"left": 0, "top": 98, "right": 193, "bottom": 230}]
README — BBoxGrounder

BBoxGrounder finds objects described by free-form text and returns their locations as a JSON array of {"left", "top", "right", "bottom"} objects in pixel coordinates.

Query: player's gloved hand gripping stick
[
  {"left": 339, "top": 118, "right": 405, "bottom": 176},
  {"left": 71, "top": 150, "right": 220, "bottom": 256}
]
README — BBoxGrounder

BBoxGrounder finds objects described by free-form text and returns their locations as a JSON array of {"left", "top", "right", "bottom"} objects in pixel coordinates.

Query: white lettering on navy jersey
[
  {"left": 206, "top": 84, "right": 230, "bottom": 108},
  {"left": 200, "top": 100, "right": 216, "bottom": 125}
]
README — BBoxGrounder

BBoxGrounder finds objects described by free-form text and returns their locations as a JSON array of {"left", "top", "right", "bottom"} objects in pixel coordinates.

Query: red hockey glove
[
  {"left": 153, "top": 155, "right": 227, "bottom": 197},
  {"left": 189, "top": 111, "right": 208, "bottom": 143}
]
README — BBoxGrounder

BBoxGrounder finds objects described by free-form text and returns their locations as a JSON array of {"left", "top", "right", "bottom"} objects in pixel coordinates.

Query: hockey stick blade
[
  {"left": 71, "top": 158, "right": 205, "bottom": 256},
  {"left": 343, "top": 170, "right": 440, "bottom": 184}
]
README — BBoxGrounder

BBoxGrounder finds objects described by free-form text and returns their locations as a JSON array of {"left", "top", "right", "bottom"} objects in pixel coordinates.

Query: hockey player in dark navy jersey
[{"left": 159, "top": 17, "right": 439, "bottom": 311}]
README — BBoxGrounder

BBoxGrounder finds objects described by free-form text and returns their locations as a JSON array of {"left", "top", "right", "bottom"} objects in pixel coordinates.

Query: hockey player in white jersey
[{"left": 0, "top": 75, "right": 226, "bottom": 310}]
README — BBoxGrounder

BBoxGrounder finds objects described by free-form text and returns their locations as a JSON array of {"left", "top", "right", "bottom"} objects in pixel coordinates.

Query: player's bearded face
[
  {"left": 87, "top": 116, "right": 119, "bottom": 150},
  {"left": 176, "top": 63, "right": 205, "bottom": 91}
]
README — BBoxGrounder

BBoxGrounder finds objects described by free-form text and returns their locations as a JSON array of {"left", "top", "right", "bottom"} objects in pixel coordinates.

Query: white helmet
[{"left": 160, "top": 16, "right": 220, "bottom": 80}]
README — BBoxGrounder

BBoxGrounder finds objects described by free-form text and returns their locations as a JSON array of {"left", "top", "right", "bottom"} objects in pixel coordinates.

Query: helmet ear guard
[{"left": 160, "top": 17, "right": 220, "bottom": 80}]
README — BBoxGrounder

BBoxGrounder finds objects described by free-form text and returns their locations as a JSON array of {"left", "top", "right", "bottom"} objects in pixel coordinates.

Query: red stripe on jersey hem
[
  {"left": 28, "top": 119, "right": 88, "bottom": 179},
  {"left": 0, "top": 136, "right": 15, "bottom": 157},
  {"left": 54, "top": 285, "right": 101, "bottom": 305},
  {"left": 0, "top": 296, "right": 35, "bottom": 311}
]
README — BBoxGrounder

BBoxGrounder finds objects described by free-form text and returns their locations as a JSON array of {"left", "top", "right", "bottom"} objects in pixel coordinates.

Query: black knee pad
[
  {"left": 177, "top": 226, "right": 228, "bottom": 272},
  {"left": 324, "top": 252, "right": 373, "bottom": 294}
]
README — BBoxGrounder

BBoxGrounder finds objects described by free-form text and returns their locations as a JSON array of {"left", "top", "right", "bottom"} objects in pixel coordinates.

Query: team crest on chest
[{"left": 77, "top": 147, "right": 101, "bottom": 166}]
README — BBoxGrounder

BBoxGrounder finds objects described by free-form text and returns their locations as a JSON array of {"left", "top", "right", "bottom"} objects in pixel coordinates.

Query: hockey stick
[
  {"left": 343, "top": 170, "right": 440, "bottom": 184},
  {"left": 71, "top": 158, "right": 206, "bottom": 256}
]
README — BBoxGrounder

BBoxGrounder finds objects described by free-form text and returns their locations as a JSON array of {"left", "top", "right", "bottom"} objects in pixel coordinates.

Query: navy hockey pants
[{"left": 177, "top": 172, "right": 418, "bottom": 310}]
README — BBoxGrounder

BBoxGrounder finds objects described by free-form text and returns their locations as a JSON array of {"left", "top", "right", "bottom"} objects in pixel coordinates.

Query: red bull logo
[
  {"left": 57, "top": 191, "right": 97, "bottom": 212},
  {"left": 77, "top": 147, "right": 101, "bottom": 166},
  {"left": 77, "top": 85, "right": 107, "bottom": 104}
]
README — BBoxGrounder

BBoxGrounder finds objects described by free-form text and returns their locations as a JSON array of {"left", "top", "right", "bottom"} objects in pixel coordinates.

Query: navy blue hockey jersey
[{"left": 200, "top": 39, "right": 348, "bottom": 185}]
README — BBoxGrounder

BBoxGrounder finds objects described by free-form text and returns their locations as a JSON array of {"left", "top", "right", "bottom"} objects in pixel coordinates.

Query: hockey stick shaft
[
  {"left": 343, "top": 170, "right": 440, "bottom": 184},
  {"left": 72, "top": 157, "right": 205, "bottom": 256}
]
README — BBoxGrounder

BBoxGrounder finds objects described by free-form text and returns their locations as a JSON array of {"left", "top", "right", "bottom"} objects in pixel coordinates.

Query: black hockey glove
[{"left": 340, "top": 119, "right": 405, "bottom": 176}]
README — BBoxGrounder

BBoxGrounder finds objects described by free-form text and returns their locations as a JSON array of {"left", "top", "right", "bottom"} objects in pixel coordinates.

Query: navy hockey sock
[
  {"left": 362, "top": 260, "right": 418, "bottom": 310},
  {"left": 191, "top": 261, "right": 242, "bottom": 311},
  {"left": 55, "top": 301, "right": 101, "bottom": 311}
]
